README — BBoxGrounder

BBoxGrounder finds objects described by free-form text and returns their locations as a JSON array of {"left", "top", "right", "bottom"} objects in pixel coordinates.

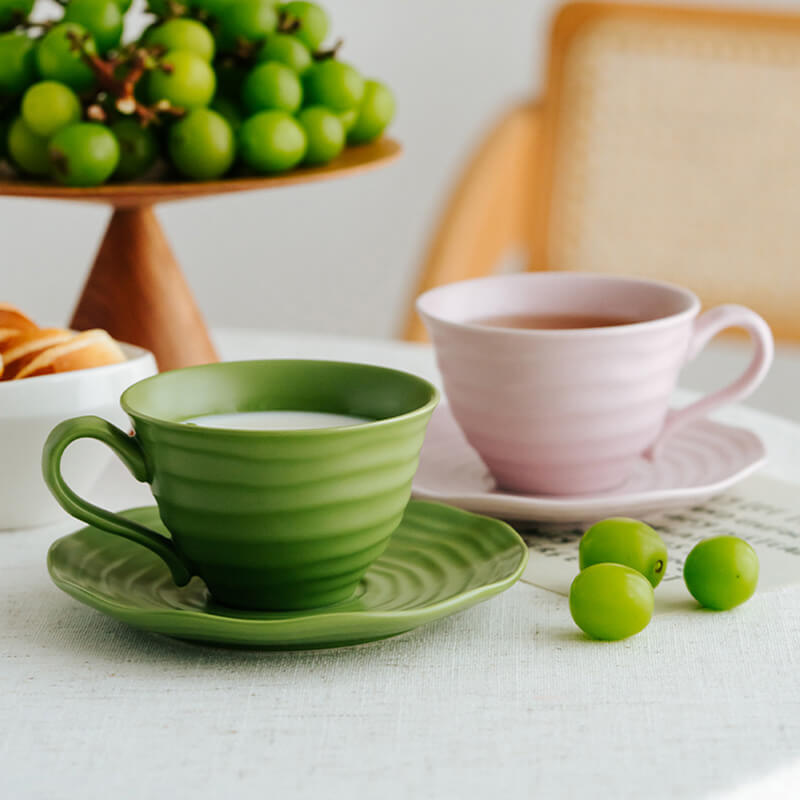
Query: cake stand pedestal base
[{"left": 71, "top": 206, "right": 218, "bottom": 372}]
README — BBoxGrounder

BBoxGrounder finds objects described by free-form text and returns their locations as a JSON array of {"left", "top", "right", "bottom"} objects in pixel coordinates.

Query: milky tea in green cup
[{"left": 43, "top": 360, "right": 439, "bottom": 611}]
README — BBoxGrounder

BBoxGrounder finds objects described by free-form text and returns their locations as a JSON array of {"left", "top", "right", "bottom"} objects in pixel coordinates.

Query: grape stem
[
  {"left": 314, "top": 39, "right": 344, "bottom": 61},
  {"left": 277, "top": 13, "right": 301, "bottom": 35},
  {"left": 65, "top": 31, "right": 185, "bottom": 126}
]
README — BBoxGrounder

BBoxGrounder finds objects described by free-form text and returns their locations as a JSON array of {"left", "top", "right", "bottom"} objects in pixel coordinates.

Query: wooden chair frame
[{"left": 403, "top": 2, "right": 800, "bottom": 342}]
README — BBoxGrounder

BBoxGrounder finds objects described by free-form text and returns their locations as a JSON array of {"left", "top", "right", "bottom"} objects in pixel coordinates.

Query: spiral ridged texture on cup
[
  {"left": 123, "top": 360, "right": 438, "bottom": 610},
  {"left": 418, "top": 274, "right": 699, "bottom": 495}
]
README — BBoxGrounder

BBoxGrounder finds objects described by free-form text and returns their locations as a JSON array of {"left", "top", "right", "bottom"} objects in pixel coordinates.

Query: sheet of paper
[{"left": 518, "top": 474, "right": 800, "bottom": 614}]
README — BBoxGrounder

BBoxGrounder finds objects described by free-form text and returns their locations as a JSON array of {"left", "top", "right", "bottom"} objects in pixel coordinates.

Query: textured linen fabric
[{"left": 1, "top": 332, "right": 798, "bottom": 800}]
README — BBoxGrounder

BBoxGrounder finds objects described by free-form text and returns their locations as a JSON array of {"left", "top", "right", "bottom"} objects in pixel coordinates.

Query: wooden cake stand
[{"left": 0, "top": 138, "right": 401, "bottom": 371}]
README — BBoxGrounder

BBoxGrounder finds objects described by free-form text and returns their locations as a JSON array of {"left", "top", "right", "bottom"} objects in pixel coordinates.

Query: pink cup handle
[{"left": 648, "top": 305, "right": 774, "bottom": 458}]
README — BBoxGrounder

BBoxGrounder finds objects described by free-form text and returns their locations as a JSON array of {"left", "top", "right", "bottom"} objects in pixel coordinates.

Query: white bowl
[{"left": 0, "top": 343, "right": 157, "bottom": 530}]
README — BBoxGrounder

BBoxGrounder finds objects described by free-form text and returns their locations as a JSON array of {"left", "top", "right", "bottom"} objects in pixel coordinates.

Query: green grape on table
[
  {"left": 0, "top": 31, "right": 36, "bottom": 97},
  {"left": 36, "top": 24, "right": 98, "bottom": 93},
  {"left": 49, "top": 122, "right": 120, "bottom": 186},
  {"left": 217, "top": 0, "right": 277, "bottom": 51},
  {"left": 7, "top": 116, "right": 50, "bottom": 176},
  {"left": 63, "top": 0, "right": 123, "bottom": 55},
  {"left": 209, "top": 94, "right": 242, "bottom": 132},
  {"left": 21, "top": 81, "right": 82, "bottom": 139},
  {"left": 280, "top": 2, "right": 328, "bottom": 51},
  {"left": 111, "top": 118, "right": 159, "bottom": 180},
  {"left": 303, "top": 59, "right": 364, "bottom": 112},
  {"left": 569, "top": 563, "right": 654, "bottom": 641},
  {"left": 0, "top": 0, "right": 33, "bottom": 31},
  {"left": 238, "top": 109, "right": 306, "bottom": 173},
  {"left": 257, "top": 33, "right": 312, "bottom": 75},
  {"left": 297, "top": 105, "right": 343, "bottom": 165},
  {"left": 241, "top": 61, "right": 302, "bottom": 114},
  {"left": 579, "top": 518, "right": 668, "bottom": 588},
  {"left": 147, "top": 50, "right": 216, "bottom": 110},
  {"left": 145, "top": 18, "right": 215, "bottom": 62},
  {"left": 168, "top": 107, "right": 234, "bottom": 180},
  {"left": 683, "top": 536, "right": 759, "bottom": 611},
  {"left": 348, "top": 79, "right": 395, "bottom": 145}
]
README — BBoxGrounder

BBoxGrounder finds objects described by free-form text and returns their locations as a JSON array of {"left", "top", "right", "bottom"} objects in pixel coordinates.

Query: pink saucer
[{"left": 412, "top": 404, "right": 766, "bottom": 523}]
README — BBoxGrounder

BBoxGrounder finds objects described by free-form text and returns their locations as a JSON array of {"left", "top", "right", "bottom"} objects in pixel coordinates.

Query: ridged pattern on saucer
[
  {"left": 46, "top": 501, "right": 528, "bottom": 650},
  {"left": 135, "top": 415, "right": 432, "bottom": 610},
  {"left": 426, "top": 320, "right": 694, "bottom": 495},
  {"left": 412, "top": 403, "right": 766, "bottom": 522}
]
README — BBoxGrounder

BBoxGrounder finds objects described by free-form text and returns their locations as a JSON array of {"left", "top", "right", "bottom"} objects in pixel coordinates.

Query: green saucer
[{"left": 47, "top": 501, "right": 528, "bottom": 650}]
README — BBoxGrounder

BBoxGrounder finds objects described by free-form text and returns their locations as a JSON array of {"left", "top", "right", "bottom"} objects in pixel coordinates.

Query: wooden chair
[{"left": 404, "top": 1, "right": 800, "bottom": 342}]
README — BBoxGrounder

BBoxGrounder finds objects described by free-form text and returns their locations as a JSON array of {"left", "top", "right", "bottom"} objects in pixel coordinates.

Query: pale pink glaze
[{"left": 417, "top": 273, "right": 773, "bottom": 495}]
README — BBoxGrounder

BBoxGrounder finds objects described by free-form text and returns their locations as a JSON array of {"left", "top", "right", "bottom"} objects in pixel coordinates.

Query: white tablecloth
[{"left": 2, "top": 330, "right": 799, "bottom": 800}]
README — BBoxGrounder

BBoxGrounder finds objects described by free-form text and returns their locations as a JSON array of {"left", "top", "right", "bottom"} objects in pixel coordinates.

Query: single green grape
[
  {"left": 0, "top": 116, "right": 9, "bottom": 160},
  {"left": 63, "top": 0, "right": 123, "bottom": 54},
  {"left": 280, "top": 2, "right": 328, "bottom": 51},
  {"left": 683, "top": 536, "right": 759, "bottom": 611},
  {"left": 0, "top": 0, "right": 34, "bottom": 31},
  {"left": 7, "top": 115, "right": 50, "bottom": 176},
  {"left": 257, "top": 33, "right": 311, "bottom": 74},
  {"left": 579, "top": 517, "right": 668, "bottom": 588},
  {"left": 303, "top": 59, "right": 364, "bottom": 112},
  {"left": 338, "top": 107, "right": 357, "bottom": 133},
  {"left": 21, "top": 81, "right": 82, "bottom": 139},
  {"left": 570, "top": 563, "right": 654, "bottom": 641},
  {"left": 348, "top": 79, "right": 395, "bottom": 145},
  {"left": 0, "top": 32, "right": 36, "bottom": 97},
  {"left": 297, "top": 105, "right": 343, "bottom": 165},
  {"left": 193, "top": 0, "right": 230, "bottom": 16},
  {"left": 148, "top": 50, "right": 216, "bottom": 110},
  {"left": 238, "top": 109, "right": 306, "bottom": 173},
  {"left": 49, "top": 122, "right": 120, "bottom": 186},
  {"left": 111, "top": 118, "right": 159, "bottom": 180},
  {"left": 168, "top": 107, "right": 234, "bottom": 180},
  {"left": 217, "top": 0, "right": 277, "bottom": 50},
  {"left": 151, "top": 0, "right": 227, "bottom": 17},
  {"left": 36, "top": 24, "right": 98, "bottom": 93},
  {"left": 241, "top": 61, "right": 302, "bottom": 114},
  {"left": 209, "top": 94, "right": 242, "bottom": 132},
  {"left": 145, "top": 18, "right": 215, "bottom": 62}
]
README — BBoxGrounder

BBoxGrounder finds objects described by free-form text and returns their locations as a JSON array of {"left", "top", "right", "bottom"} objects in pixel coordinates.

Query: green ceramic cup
[{"left": 42, "top": 360, "right": 439, "bottom": 611}]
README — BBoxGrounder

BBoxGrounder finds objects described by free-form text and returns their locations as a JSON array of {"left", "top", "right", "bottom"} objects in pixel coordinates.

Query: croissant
[
  {"left": 1, "top": 328, "right": 75, "bottom": 380},
  {"left": 14, "top": 330, "right": 126, "bottom": 380},
  {"left": 0, "top": 303, "right": 38, "bottom": 336}
]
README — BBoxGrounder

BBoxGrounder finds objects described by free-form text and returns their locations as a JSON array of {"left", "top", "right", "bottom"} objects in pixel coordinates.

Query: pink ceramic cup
[{"left": 417, "top": 273, "right": 773, "bottom": 496}]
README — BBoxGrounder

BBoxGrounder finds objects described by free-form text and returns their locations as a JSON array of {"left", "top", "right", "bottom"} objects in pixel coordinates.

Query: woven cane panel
[{"left": 545, "top": 16, "right": 800, "bottom": 334}]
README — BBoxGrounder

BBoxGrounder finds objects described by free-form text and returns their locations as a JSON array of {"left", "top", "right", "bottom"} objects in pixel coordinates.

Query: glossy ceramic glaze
[
  {"left": 0, "top": 343, "right": 156, "bottom": 529},
  {"left": 412, "top": 403, "right": 766, "bottom": 522},
  {"left": 46, "top": 501, "right": 528, "bottom": 650},
  {"left": 417, "top": 273, "right": 773, "bottom": 495},
  {"left": 43, "top": 360, "right": 438, "bottom": 611}
]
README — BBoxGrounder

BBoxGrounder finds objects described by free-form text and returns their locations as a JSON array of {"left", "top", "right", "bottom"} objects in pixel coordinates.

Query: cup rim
[
  {"left": 121, "top": 358, "right": 440, "bottom": 436},
  {"left": 416, "top": 272, "right": 701, "bottom": 337}
]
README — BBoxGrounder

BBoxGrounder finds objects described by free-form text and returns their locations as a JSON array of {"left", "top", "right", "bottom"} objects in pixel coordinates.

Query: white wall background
[{"left": 2, "top": 0, "right": 800, "bottom": 419}]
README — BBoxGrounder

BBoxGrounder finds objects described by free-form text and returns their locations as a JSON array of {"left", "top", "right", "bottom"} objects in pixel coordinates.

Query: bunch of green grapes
[{"left": 0, "top": 0, "right": 395, "bottom": 186}]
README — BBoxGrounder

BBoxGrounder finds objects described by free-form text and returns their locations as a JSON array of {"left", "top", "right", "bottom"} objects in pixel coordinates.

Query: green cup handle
[{"left": 43, "top": 416, "right": 192, "bottom": 587}]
